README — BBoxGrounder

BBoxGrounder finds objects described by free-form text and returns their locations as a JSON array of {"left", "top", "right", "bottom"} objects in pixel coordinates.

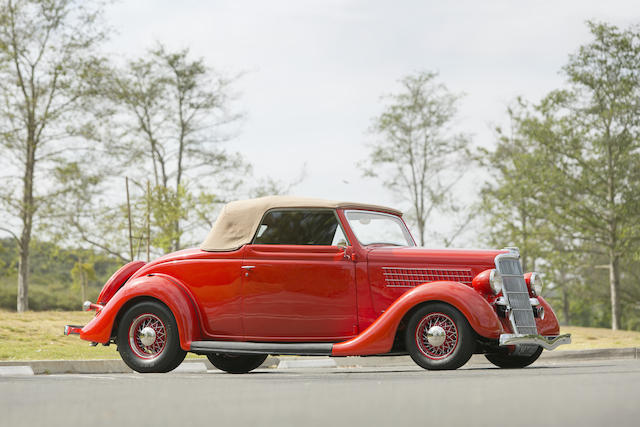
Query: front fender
[
  {"left": 332, "top": 281, "right": 503, "bottom": 356},
  {"left": 536, "top": 296, "right": 561, "bottom": 336},
  {"left": 80, "top": 274, "right": 201, "bottom": 351}
]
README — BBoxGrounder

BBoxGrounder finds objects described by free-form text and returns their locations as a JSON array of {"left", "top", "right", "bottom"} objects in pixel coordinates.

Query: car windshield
[{"left": 345, "top": 210, "right": 415, "bottom": 247}]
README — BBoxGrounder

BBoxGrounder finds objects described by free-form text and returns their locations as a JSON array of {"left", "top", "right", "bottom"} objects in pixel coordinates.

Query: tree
[
  {"left": 480, "top": 22, "right": 640, "bottom": 330},
  {"left": 363, "top": 71, "right": 471, "bottom": 246},
  {"left": 114, "top": 45, "right": 248, "bottom": 253},
  {"left": 524, "top": 22, "right": 640, "bottom": 330},
  {"left": 0, "top": 0, "right": 107, "bottom": 311},
  {"left": 478, "top": 101, "right": 592, "bottom": 326},
  {"left": 60, "top": 44, "right": 248, "bottom": 258},
  {"left": 477, "top": 100, "right": 550, "bottom": 272},
  {"left": 71, "top": 258, "right": 95, "bottom": 303}
]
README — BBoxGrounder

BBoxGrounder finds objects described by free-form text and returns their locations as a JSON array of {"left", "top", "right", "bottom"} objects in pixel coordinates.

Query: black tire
[
  {"left": 485, "top": 346, "right": 543, "bottom": 368},
  {"left": 117, "top": 300, "right": 187, "bottom": 373},
  {"left": 406, "top": 303, "right": 475, "bottom": 370},
  {"left": 206, "top": 353, "right": 268, "bottom": 374}
]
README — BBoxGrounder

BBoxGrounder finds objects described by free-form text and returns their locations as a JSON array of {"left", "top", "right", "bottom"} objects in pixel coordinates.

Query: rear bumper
[
  {"left": 64, "top": 325, "right": 84, "bottom": 336},
  {"left": 499, "top": 333, "right": 571, "bottom": 350}
]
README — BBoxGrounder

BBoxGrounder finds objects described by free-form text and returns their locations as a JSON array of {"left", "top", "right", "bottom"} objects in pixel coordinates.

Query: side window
[{"left": 253, "top": 210, "right": 346, "bottom": 245}]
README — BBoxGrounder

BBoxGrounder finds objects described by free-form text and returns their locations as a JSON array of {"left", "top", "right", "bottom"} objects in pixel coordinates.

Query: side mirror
[{"left": 336, "top": 242, "right": 353, "bottom": 260}]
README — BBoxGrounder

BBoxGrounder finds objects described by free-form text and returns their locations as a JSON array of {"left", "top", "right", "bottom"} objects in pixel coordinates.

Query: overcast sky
[{"left": 104, "top": 0, "right": 639, "bottom": 245}]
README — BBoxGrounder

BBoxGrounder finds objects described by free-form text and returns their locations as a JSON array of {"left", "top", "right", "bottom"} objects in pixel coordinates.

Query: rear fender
[
  {"left": 97, "top": 261, "right": 147, "bottom": 305},
  {"left": 332, "top": 281, "right": 503, "bottom": 356},
  {"left": 80, "top": 274, "right": 201, "bottom": 351}
]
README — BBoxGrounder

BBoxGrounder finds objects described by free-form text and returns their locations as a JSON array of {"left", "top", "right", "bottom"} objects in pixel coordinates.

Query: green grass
[
  {"left": 560, "top": 326, "right": 640, "bottom": 351},
  {"left": 0, "top": 310, "right": 206, "bottom": 361},
  {"left": 1, "top": 310, "right": 639, "bottom": 360}
]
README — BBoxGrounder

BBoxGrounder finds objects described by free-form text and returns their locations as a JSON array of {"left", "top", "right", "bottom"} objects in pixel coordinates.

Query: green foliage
[
  {"left": 149, "top": 184, "right": 192, "bottom": 253},
  {"left": 0, "top": 238, "right": 120, "bottom": 311},
  {"left": 0, "top": 0, "right": 109, "bottom": 311},
  {"left": 54, "top": 43, "right": 251, "bottom": 260},
  {"left": 478, "top": 21, "right": 640, "bottom": 330}
]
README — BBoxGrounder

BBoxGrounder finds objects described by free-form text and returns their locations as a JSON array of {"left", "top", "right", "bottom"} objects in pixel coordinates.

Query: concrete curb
[
  {"left": 0, "top": 365, "right": 34, "bottom": 376},
  {"left": 0, "top": 348, "right": 636, "bottom": 375},
  {"left": 0, "top": 357, "right": 281, "bottom": 375}
]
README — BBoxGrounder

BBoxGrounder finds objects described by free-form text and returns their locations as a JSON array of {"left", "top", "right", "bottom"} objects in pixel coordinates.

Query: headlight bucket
[
  {"left": 472, "top": 269, "right": 503, "bottom": 296},
  {"left": 524, "top": 272, "right": 543, "bottom": 296},
  {"left": 472, "top": 269, "right": 501, "bottom": 296},
  {"left": 489, "top": 269, "right": 503, "bottom": 295}
]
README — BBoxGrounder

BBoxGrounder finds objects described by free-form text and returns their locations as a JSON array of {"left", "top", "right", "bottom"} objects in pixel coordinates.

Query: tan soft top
[{"left": 200, "top": 195, "right": 402, "bottom": 251}]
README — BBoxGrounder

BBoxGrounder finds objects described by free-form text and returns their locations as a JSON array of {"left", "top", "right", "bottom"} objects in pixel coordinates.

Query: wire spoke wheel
[
  {"left": 416, "top": 313, "right": 459, "bottom": 360},
  {"left": 128, "top": 313, "right": 168, "bottom": 359},
  {"left": 406, "top": 303, "right": 474, "bottom": 370},
  {"left": 118, "top": 301, "right": 186, "bottom": 373}
]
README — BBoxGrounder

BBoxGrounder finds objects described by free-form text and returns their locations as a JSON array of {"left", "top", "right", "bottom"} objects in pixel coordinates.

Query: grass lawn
[
  {"left": 0, "top": 310, "right": 206, "bottom": 361},
  {"left": 1, "top": 310, "right": 639, "bottom": 360},
  {"left": 559, "top": 326, "right": 640, "bottom": 350}
]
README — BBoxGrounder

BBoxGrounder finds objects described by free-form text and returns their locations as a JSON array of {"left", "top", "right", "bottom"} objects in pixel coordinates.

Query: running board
[{"left": 190, "top": 341, "right": 333, "bottom": 356}]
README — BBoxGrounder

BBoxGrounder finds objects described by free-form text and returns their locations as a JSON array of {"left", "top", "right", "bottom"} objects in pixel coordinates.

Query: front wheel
[
  {"left": 206, "top": 353, "right": 267, "bottom": 374},
  {"left": 117, "top": 301, "right": 186, "bottom": 373},
  {"left": 485, "top": 346, "right": 543, "bottom": 368},
  {"left": 406, "top": 303, "right": 475, "bottom": 370}
]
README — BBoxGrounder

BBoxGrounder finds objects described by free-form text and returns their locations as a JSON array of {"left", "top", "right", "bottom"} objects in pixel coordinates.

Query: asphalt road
[{"left": 1, "top": 359, "right": 639, "bottom": 427}]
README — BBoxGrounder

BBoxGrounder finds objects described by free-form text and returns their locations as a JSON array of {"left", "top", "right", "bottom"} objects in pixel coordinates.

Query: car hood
[{"left": 367, "top": 246, "right": 506, "bottom": 270}]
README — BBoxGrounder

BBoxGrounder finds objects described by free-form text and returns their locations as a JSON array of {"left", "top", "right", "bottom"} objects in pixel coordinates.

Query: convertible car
[{"left": 65, "top": 196, "right": 570, "bottom": 373}]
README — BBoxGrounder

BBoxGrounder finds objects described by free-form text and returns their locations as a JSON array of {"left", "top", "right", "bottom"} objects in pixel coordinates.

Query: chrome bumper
[
  {"left": 499, "top": 333, "right": 572, "bottom": 350},
  {"left": 64, "top": 325, "right": 83, "bottom": 336}
]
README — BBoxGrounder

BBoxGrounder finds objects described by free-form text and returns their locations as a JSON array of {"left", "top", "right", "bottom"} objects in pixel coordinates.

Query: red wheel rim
[
  {"left": 415, "top": 312, "right": 459, "bottom": 360},
  {"left": 128, "top": 313, "right": 167, "bottom": 359}
]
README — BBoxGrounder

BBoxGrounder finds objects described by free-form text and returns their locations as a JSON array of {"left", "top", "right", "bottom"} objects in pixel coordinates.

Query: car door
[{"left": 241, "top": 208, "right": 357, "bottom": 341}]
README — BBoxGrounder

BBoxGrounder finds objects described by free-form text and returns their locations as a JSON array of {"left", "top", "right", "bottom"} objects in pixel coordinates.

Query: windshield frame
[{"left": 343, "top": 209, "right": 416, "bottom": 247}]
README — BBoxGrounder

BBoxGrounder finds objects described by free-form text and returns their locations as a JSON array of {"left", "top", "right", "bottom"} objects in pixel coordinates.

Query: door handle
[{"left": 241, "top": 265, "right": 255, "bottom": 277}]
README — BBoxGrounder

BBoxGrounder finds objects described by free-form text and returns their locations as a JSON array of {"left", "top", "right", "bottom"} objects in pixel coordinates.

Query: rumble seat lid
[{"left": 200, "top": 195, "right": 402, "bottom": 251}]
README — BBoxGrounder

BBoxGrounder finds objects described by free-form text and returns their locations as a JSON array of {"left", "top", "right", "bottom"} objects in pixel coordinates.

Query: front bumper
[
  {"left": 64, "top": 325, "right": 83, "bottom": 336},
  {"left": 499, "top": 333, "right": 571, "bottom": 350}
]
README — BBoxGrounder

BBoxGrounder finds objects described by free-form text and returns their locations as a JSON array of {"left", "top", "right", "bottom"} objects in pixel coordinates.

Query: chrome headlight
[
  {"left": 530, "top": 272, "right": 543, "bottom": 296},
  {"left": 489, "top": 269, "right": 503, "bottom": 295}
]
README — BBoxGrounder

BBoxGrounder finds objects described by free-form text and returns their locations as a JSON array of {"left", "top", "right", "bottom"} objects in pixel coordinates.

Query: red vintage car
[{"left": 65, "top": 196, "right": 570, "bottom": 373}]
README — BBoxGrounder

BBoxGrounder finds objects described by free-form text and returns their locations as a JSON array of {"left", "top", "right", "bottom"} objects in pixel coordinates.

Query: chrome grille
[
  {"left": 496, "top": 255, "right": 537, "bottom": 336},
  {"left": 382, "top": 267, "right": 473, "bottom": 287}
]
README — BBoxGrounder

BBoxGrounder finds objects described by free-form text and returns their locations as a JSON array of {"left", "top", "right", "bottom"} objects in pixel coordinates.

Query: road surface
[{"left": 1, "top": 359, "right": 638, "bottom": 427}]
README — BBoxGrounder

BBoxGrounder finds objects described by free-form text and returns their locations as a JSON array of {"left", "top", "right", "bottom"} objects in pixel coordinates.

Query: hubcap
[
  {"left": 416, "top": 312, "right": 459, "bottom": 360},
  {"left": 426, "top": 325, "right": 446, "bottom": 347},
  {"left": 128, "top": 313, "right": 167, "bottom": 359},
  {"left": 139, "top": 326, "right": 157, "bottom": 346}
]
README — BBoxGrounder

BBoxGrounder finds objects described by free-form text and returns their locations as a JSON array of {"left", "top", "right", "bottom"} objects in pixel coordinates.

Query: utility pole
[
  {"left": 146, "top": 180, "right": 151, "bottom": 262},
  {"left": 126, "top": 177, "right": 134, "bottom": 262}
]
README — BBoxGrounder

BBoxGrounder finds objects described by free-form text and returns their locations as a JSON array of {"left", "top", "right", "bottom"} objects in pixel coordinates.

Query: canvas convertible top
[{"left": 200, "top": 195, "right": 402, "bottom": 251}]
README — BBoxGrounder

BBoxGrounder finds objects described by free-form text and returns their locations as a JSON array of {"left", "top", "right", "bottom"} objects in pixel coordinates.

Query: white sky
[{"left": 104, "top": 0, "right": 639, "bottom": 246}]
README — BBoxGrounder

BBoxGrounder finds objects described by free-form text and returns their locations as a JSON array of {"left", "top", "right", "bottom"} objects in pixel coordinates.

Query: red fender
[
  {"left": 97, "top": 260, "right": 147, "bottom": 305},
  {"left": 332, "top": 281, "right": 504, "bottom": 356},
  {"left": 536, "top": 296, "right": 561, "bottom": 336},
  {"left": 80, "top": 274, "right": 201, "bottom": 351}
]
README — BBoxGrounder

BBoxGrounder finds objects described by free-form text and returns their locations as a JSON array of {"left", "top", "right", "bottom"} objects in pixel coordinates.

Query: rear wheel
[
  {"left": 406, "top": 303, "right": 475, "bottom": 370},
  {"left": 117, "top": 301, "right": 186, "bottom": 373},
  {"left": 206, "top": 353, "right": 267, "bottom": 374},
  {"left": 485, "top": 346, "right": 543, "bottom": 368}
]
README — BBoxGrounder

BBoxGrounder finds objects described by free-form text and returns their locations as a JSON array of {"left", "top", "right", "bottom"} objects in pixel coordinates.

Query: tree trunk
[
  {"left": 417, "top": 219, "right": 425, "bottom": 246},
  {"left": 17, "top": 247, "right": 29, "bottom": 312},
  {"left": 609, "top": 250, "right": 621, "bottom": 330},
  {"left": 17, "top": 136, "right": 35, "bottom": 312}
]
